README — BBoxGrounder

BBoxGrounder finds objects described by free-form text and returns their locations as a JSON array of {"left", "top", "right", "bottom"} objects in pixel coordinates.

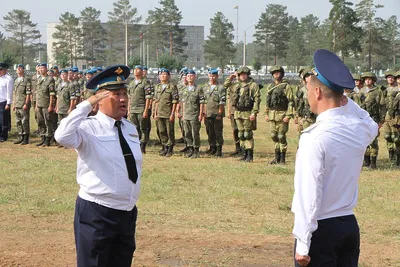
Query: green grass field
[{"left": 0, "top": 110, "right": 399, "bottom": 266}]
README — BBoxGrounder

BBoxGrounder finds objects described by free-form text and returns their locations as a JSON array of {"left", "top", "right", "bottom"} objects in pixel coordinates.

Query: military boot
[
  {"left": 21, "top": 134, "right": 29, "bottom": 145},
  {"left": 166, "top": 145, "right": 174, "bottom": 157},
  {"left": 13, "top": 135, "right": 24, "bottom": 145},
  {"left": 240, "top": 149, "right": 248, "bottom": 161},
  {"left": 205, "top": 146, "right": 215, "bottom": 155},
  {"left": 389, "top": 149, "right": 395, "bottom": 161},
  {"left": 191, "top": 147, "right": 200, "bottom": 158},
  {"left": 230, "top": 142, "right": 241, "bottom": 156},
  {"left": 140, "top": 142, "right": 146, "bottom": 154},
  {"left": 186, "top": 146, "right": 194, "bottom": 158},
  {"left": 159, "top": 145, "right": 166, "bottom": 156},
  {"left": 180, "top": 146, "right": 189, "bottom": 153},
  {"left": 280, "top": 152, "right": 286, "bottom": 164},
  {"left": 215, "top": 146, "right": 222, "bottom": 158},
  {"left": 245, "top": 149, "right": 253, "bottom": 162},
  {"left": 370, "top": 156, "right": 377, "bottom": 169},
  {"left": 270, "top": 149, "right": 281, "bottom": 164},
  {"left": 363, "top": 155, "right": 371, "bottom": 167},
  {"left": 396, "top": 151, "right": 400, "bottom": 167},
  {"left": 36, "top": 136, "right": 46, "bottom": 147},
  {"left": 42, "top": 137, "right": 52, "bottom": 147}
]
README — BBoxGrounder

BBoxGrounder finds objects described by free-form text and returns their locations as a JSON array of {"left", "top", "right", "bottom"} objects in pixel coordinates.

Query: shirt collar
[
  {"left": 96, "top": 110, "right": 124, "bottom": 129},
  {"left": 316, "top": 106, "right": 345, "bottom": 123}
]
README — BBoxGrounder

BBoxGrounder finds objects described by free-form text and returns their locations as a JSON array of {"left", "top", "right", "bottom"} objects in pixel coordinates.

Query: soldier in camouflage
[
  {"left": 51, "top": 65, "right": 61, "bottom": 88},
  {"left": 359, "top": 72, "right": 386, "bottom": 169},
  {"left": 12, "top": 64, "right": 31, "bottom": 145},
  {"left": 152, "top": 68, "right": 179, "bottom": 157},
  {"left": 203, "top": 68, "right": 226, "bottom": 157},
  {"left": 265, "top": 66, "right": 294, "bottom": 164},
  {"left": 391, "top": 78, "right": 400, "bottom": 166},
  {"left": 30, "top": 64, "right": 41, "bottom": 130},
  {"left": 55, "top": 69, "right": 76, "bottom": 121},
  {"left": 177, "top": 68, "right": 189, "bottom": 151},
  {"left": 231, "top": 67, "right": 260, "bottom": 162}
]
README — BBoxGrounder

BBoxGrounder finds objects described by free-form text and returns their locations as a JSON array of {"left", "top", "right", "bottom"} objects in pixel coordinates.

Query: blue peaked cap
[{"left": 86, "top": 65, "right": 130, "bottom": 91}]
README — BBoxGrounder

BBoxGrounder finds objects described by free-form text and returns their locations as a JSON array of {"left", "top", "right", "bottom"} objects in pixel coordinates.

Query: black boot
[
  {"left": 389, "top": 149, "right": 395, "bottom": 161},
  {"left": 36, "top": 136, "right": 46, "bottom": 146},
  {"left": 230, "top": 142, "right": 241, "bottom": 156},
  {"left": 13, "top": 135, "right": 24, "bottom": 144},
  {"left": 270, "top": 149, "right": 281, "bottom": 164},
  {"left": 159, "top": 145, "right": 166, "bottom": 156},
  {"left": 215, "top": 146, "right": 222, "bottom": 157},
  {"left": 280, "top": 152, "right": 286, "bottom": 164},
  {"left": 191, "top": 147, "right": 200, "bottom": 158},
  {"left": 205, "top": 146, "right": 214, "bottom": 155},
  {"left": 180, "top": 146, "right": 189, "bottom": 153},
  {"left": 166, "top": 145, "right": 174, "bottom": 157},
  {"left": 140, "top": 142, "right": 146, "bottom": 154},
  {"left": 210, "top": 146, "right": 217, "bottom": 155},
  {"left": 42, "top": 137, "right": 52, "bottom": 147},
  {"left": 363, "top": 155, "right": 371, "bottom": 167},
  {"left": 186, "top": 146, "right": 194, "bottom": 158},
  {"left": 240, "top": 149, "right": 247, "bottom": 161},
  {"left": 396, "top": 151, "right": 400, "bottom": 167},
  {"left": 370, "top": 156, "right": 377, "bottom": 169},
  {"left": 21, "top": 134, "right": 29, "bottom": 145},
  {"left": 245, "top": 149, "right": 253, "bottom": 162}
]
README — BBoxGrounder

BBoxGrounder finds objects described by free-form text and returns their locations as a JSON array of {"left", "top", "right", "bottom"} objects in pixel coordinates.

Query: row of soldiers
[{"left": 10, "top": 62, "right": 400, "bottom": 167}]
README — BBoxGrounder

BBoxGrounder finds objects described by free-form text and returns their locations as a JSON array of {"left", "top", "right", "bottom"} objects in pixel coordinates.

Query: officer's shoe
[
  {"left": 370, "top": 156, "right": 377, "bottom": 169},
  {"left": 245, "top": 149, "right": 253, "bottom": 162},
  {"left": 190, "top": 147, "right": 200, "bottom": 158},
  {"left": 36, "top": 136, "right": 46, "bottom": 146},
  {"left": 166, "top": 145, "right": 174, "bottom": 157},
  {"left": 180, "top": 146, "right": 189, "bottom": 153},
  {"left": 240, "top": 149, "right": 247, "bottom": 161},
  {"left": 280, "top": 152, "right": 286, "bottom": 164},
  {"left": 363, "top": 155, "right": 371, "bottom": 167},
  {"left": 42, "top": 137, "right": 52, "bottom": 147},
  {"left": 186, "top": 146, "right": 194, "bottom": 158},
  {"left": 270, "top": 149, "right": 281, "bottom": 164},
  {"left": 13, "top": 135, "right": 24, "bottom": 145},
  {"left": 21, "top": 135, "right": 29, "bottom": 145},
  {"left": 215, "top": 146, "right": 222, "bottom": 158}
]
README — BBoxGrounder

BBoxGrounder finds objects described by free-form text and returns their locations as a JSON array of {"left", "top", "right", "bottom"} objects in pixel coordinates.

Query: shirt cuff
[{"left": 295, "top": 238, "right": 310, "bottom": 256}]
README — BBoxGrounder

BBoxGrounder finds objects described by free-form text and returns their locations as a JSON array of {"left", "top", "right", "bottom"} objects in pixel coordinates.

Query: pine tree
[
  {"left": 286, "top": 16, "right": 305, "bottom": 70},
  {"left": 203, "top": 12, "right": 236, "bottom": 69}
]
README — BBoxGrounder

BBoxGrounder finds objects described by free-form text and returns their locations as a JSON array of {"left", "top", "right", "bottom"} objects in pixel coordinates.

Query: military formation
[{"left": 3, "top": 61, "right": 400, "bottom": 167}]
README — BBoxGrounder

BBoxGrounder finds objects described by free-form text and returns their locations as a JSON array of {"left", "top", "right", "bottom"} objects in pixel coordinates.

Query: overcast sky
[{"left": 1, "top": 0, "right": 399, "bottom": 42}]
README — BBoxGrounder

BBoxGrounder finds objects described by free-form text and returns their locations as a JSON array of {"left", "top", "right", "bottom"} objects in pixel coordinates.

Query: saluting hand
[
  {"left": 88, "top": 91, "right": 110, "bottom": 106},
  {"left": 295, "top": 253, "right": 311, "bottom": 267}
]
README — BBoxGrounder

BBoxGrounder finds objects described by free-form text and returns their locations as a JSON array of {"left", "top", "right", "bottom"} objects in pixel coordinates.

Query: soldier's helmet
[
  {"left": 269, "top": 65, "right": 285, "bottom": 76},
  {"left": 361, "top": 72, "right": 377, "bottom": 81},
  {"left": 384, "top": 69, "right": 396, "bottom": 78},
  {"left": 236, "top": 66, "right": 251, "bottom": 75},
  {"left": 352, "top": 73, "right": 361, "bottom": 81}
]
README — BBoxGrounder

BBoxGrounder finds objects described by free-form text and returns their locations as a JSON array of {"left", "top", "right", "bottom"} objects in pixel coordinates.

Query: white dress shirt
[
  {"left": 54, "top": 101, "right": 142, "bottom": 211},
  {"left": 292, "top": 98, "right": 378, "bottom": 255},
  {"left": 0, "top": 73, "right": 14, "bottom": 105}
]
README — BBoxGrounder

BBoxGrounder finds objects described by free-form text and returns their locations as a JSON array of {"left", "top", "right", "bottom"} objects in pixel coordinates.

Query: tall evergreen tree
[
  {"left": 299, "top": 15, "right": 321, "bottom": 59},
  {"left": 382, "top": 15, "right": 400, "bottom": 68},
  {"left": 52, "top": 12, "right": 83, "bottom": 67},
  {"left": 80, "top": 7, "right": 107, "bottom": 67},
  {"left": 286, "top": 16, "right": 305, "bottom": 70},
  {"left": 254, "top": 4, "right": 289, "bottom": 65},
  {"left": 1, "top": 9, "right": 41, "bottom": 64},
  {"left": 203, "top": 12, "right": 236, "bottom": 69}
]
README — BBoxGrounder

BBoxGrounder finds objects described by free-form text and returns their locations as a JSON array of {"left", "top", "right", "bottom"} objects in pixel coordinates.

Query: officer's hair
[{"left": 309, "top": 75, "right": 343, "bottom": 101}]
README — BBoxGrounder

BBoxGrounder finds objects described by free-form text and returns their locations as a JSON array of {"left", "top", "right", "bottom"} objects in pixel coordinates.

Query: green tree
[
  {"left": 146, "top": 0, "right": 188, "bottom": 61},
  {"left": 286, "top": 16, "right": 305, "bottom": 70},
  {"left": 80, "top": 7, "right": 107, "bottom": 67},
  {"left": 1, "top": 9, "right": 41, "bottom": 64},
  {"left": 203, "top": 12, "right": 236, "bottom": 69},
  {"left": 52, "top": 12, "right": 83, "bottom": 67},
  {"left": 251, "top": 58, "right": 262, "bottom": 73},
  {"left": 107, "top": 0, "right": 142, "bottom": 64},
  {"left": 254, "top": 4, "right": 290, "bottom": 65},
  {"left": 328, "top": 0, "right": 362, "bottom": 62},
  {"left": 128, "top": 55, "right": 141, "bottom": 68},
  {"left": 157, "top": 54, "right": 184, "bottom": 70},
  {"left": 299, "top": 15, "right": 321, "bottom": 59},
  {"left": 381, "top": 16, "right": 400, "bottom": 68}
]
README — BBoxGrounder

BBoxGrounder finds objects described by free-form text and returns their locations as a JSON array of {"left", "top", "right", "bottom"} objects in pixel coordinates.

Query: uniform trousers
[
  {"left": 270, "top": 120, "right": 289, "bottom": 152},
  {"left": 130, "top": 112, "right": 150, "bottom": 144},
  {"left": 205, "top": 117, "right": 224, "bottom": 147},
  {"left": 294, "top": 215, "right": 359, "bottom": 267},
  {"left": 157, "top": 118, "right": 175, "bottom": 146},
  {"left": 0, "top": 101, "right": 9, "bottom": 141},
  {"left": 36, "top": 107, "right": 55, "bottom": 137},
  {"left": 74, "top": 196, "right": 137, "bottom": 267},
  {"left": 15, "top": 107, "right": 30, "bottom": 135},
  {"left": 383, "top": 118, "right": 398, "bottom": 150},
  {"left": 184, "top": 120, "right": 201, "bottom": 148}
]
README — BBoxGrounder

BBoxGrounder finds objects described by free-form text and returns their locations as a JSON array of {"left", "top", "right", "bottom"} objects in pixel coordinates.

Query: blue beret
[
  {"left": 59, "top": 69, "right": 68, "bottom": 74},
  {"left": 134, "top": 65, "right": 143, "bottom": 70},
  {"left": 180, "top": 67, "right": 188, "bottom": 74},
  {"left": 38, "top": 63, "right": 47, "bottom": 67},
  {"left": 187, "top": 69, "right": 196, "bottom": 75},
  {"left": 48, "top": 69, "right": 54, "bottom": 73},
  {"left": 0, "top": 62, "right": 9, "bottom": 69},
  {"left": 142, "top": 66, "right": 148, "bottom": 70},
  {"left": 51, "top": 65, "right": 59, "bottom": 69},
  {"left": 209, "top": 68, "right": 218, "bottom": 75},
  {"left": 159, "top": 68, "right": 170, "bottom": 75},
  {"left": 71, "top": 67, "right": 79, "bottom": 72},
  {"left": 17, "top": 64, "right": 25, "bottom": 69},
  {"left": 312, "top": 49, "right": 355, "bottom": 91},
  {"left": 86, "top": 65, "right": 130, "bottom": 91}
]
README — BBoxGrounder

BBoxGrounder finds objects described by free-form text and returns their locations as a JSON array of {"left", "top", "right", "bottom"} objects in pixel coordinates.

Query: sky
[{"left": 1, "top": 0, "right": 399, "bottom": 42}]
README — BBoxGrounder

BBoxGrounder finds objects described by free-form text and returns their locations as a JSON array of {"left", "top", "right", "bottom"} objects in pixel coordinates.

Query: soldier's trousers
[
  {"left": 236, "top": 118, "right": 254, "bottom": 150},
  {"left": 229, "top": 115, "right": 239, "bottom": 144},
  {"left": 157, "top": 118, "right": 175, "bottom": 146},
  {"left": 365, "top": 136, "right": 379, "bottom": 157},
  {"left": 179, "top": 116, "right": 185, "bottom": 139},
  {"left": 36, "top": 107, "right": 55, "bottom": 137},
  {"left": 205, "top": 117, "right": 224, "bottom": 147},
  {"left": 15, "top": 107, "right": 30, "bottom": 135},
  {"left": 297, "top": 117, "right": 315, "bottom": 138},
  {"left": 32, "top": 100, "right": 38, "bottom": 123},
  {"left": 130, "top": 112, "right": 150, "bottom": 144},
  {"left": 270, "top": 120, "right": 289, "bottom": 152},
  {"left": 383, "top": 119, "right": 398, "bottom": 150},
  {"left": 184, "top": 120, "right": 201, "bottom": 148}
]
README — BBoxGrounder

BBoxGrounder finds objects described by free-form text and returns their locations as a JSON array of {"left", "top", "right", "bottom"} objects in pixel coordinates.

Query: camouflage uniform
[
  {"left": 232, "top": 67, "right": 261, "bottom": 162},
  {"left": 391, "top": 89, "right": 400, "bottom": 166},
  {"left": 295, "top": 68, "right": 316, "bottom": 138},
  {"left": 56, "top": 81, "right": 76, "bottom": 121},
  {"left": 265, "top": 66, "right": 294, "bottom": 164},
  {"left": 13, "top": 75, "right": 32, "bottom": 144},
  {"left": 359, "top": 72, "right": 386, "bottom": 169},
  {"left": 31, "top": 73, "right": 39, "bottom": 124},
  {"left": 224, "top": 76, "right": 241, "bottom": 155},
  {"left": 176, "top": 77, "right": 188, "bottom": 145}
]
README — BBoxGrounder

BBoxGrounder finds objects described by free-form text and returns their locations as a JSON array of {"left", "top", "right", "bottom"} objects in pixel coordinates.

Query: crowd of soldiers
[{"left": 5, "top": 61, "right": 400, "bottom": 167}]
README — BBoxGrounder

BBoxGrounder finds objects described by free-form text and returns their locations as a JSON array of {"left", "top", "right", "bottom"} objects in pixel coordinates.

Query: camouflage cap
[
  {"left": 301, "top": 68, "right": 313, "bottom": 81},
  {"left": 237, "top": 66, "right": 251, "bottom": 75},
  {"left": 395, "top": 71, "right": 400, "bottom": 78},
  {"left": 352, "top": 73, "right": 361, "bottom": 81},
  {"left": 361, "top": 72, "right": 377, "bottom": 81},
  {"left": 384, "top": 69, "right": 396, "bottom": 78},
  {"left": 269, "top": 65, "right": 285, "bottom": 75}
]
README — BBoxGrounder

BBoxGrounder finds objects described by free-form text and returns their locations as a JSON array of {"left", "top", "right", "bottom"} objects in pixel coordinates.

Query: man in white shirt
[
  {"left": 0, "top": 62, "right": 14, "bottom": 142},
  {"left": 292, "top": 50, "right": 378, "bottom": 267},
  {"left": 55, "top": 65, "right": 142, "bottom": 267}
]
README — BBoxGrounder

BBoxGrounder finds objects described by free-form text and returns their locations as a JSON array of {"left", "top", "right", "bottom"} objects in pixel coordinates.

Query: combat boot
[
  {"left": 363, "top": 155, "right": 371, "bottom": 167},
  {"left": 245, "top": 149, "right": 253, "bottom": 162},
  {"left": 230, "top": 142, "right": 241, "bottom": 156},
  {"left": 240, "top": 149, "right": 247, "bottom": 161},
  {"left": 370, "top": 156, "right": 377, "bottom": 169},
  {"left": 140, "top": 142, "right": 146, "bottom": 154},
  {"left": 159, "top": 145, "right": 166, "bottom": 156},
  {"left": 13, "top": 135, "right": 24, "bottom": 145},
  {"left": 205, "top": 146, "right": 215, "bottom": 155},
  {"left": 180, "top": 146, "right": 189, "bottom": 153},
  {"left": 191, "top": 147, "right": 200, "bottom": 158},
  {"left": 280, "top": 152, "right": 286, "bottom": 164},
  {"left": 215, "top": 146, "right": 222, "bottom": 158},
  {"left": 186, "top": 146, "right": 194, "bottom": 158},
  {"left": 36, "top": 136, "right": 46, "bottom": 146},
  {"left": 166, "top": 145, "right": 174, "bottom": 157},
  {"left": 270, "top": 149, "right": 281, "bottom": 164},
  {"left": 21, "top": 134, "right": 29, "bottom": 145},
  {"left": 42, "top": 137, "right": 52, "bottom": 147},
  {"left": 396, "top": 151, "right": 400, "bottom": 167}
]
